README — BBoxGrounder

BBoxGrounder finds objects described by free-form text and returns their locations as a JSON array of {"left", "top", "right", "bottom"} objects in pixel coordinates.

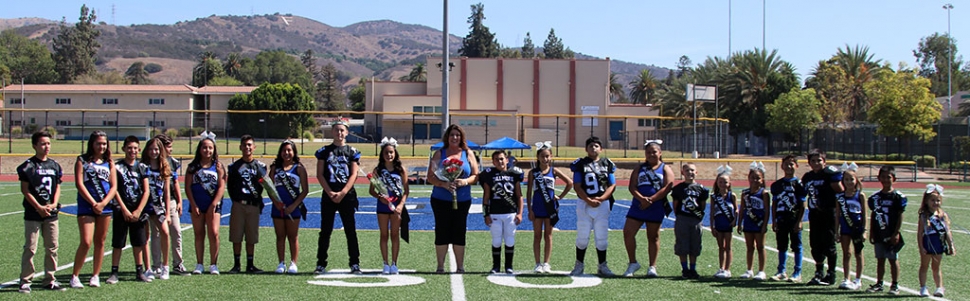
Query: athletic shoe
[
  {"left": 919, "top": 286, "right": 929, "bottom": 297},
  {"left": 135, "top": 272, "right": 152, "bottom": 283},
  {"left": 88, "top": 275, "right": 100, "bottom": 288},
  {"left": 806, "top": 274, "right": 823, "bottom": 286},
  {"left": 145, "top": 269, "right": 155, "bottom": 280},
  {"left": 646, "top": 266, "right": 658, "bottom": 278},
  {"left": 852, "top": 279, "right": 862, "bottom": 290},
  {"left": 209, "top": 264, "right": 220, "bottom": 275},
  {"left": 172, "top": 265, "right": 188, "bottom": 275},
  {"left": 350, "top": 264, "right": 362, "bottom": 275},
  {"left": 246, "top": 266, "right": 264, "bottom": 274},
  {"left": 740, "top": 270, "right": 754, "bottom": 279},
  {"left": 770, "top": 272, "right": 787, "bottom": 281},
  {"left": 18, "top": 283, "right": 30, "bottom": 294},
  {"left": 822, "top": 273, "right": 836, "bottom": 286},
  {"left": 888, "top": 284, "right": 900, "bottom": 295},
  {"left": 688, "top": 270, "right": 700, "bottom": 279},
  {"left": 713, "top": 269, "right": 725, "bottom": 278},
  {"left": 314, "top": 266, "right": 327, "bottom": 275},
  {"left": 866, "top": 283, "right": 884, "bottom": 293},
  {"left": 44, "top": 282, "right": 66, "bottom": 291},
  {"left": 276, "top": 262, "right": 286, "bottom": 274},
  {"left": 490, "top": 268, "right": 501, "bottom": 274},
  {"left": 597, "top": 262, "right": 614, "bottom": 277},
  {"left": 288, "top": 262, "right": 299, "bottom": 274},
  {"left": 788, "top": 272, "right": 802, "bottom": 283},
  {"left": 505, "top": 268, "right": 514, "bottom": 274},
  {"left": 193, "top": 264, "right": 204, "bottom": 275},
  {"left": 69, "top": 275, "right": 83, "bottom": 289},
  {"left": 160, "top": 266, "right": 170, "bottom": 280},
  {"left": 753, "top": 271, "right": 767, "bottom": 281},
  {"left": 934, "top": 287, "right": 945, "bottom": 297},
  {"left": 569, "top": 261, "right": 584, "bottom": 276},
  {"left": 722, "top": 270, "right": 732, "bottom": 278},
  {"left": 228, "top": 266, "right": 241, "bottom": 274},
  {"left": 388, "top": 264, "right": 398, "bottom": 275},
  {"left": 383, "top": 264, "right": 391, "bottom": 275},
  {"left": 622, "top": 262, "right": 641, "bottom": 277},
  {"left": 542, "top": 263, "right": 552, "bottom": 273},
  {"left": 106, "top": 273, "right": 119, "bottom": 284},
  {"left": 534, "top": 264, "right": 544, "bottom": 273},
  {"left": 681, "top": 269, "right": 690, "bottom": 279},
  {"left": 839, "top": 279, "right": 852, "bottom": 289}
]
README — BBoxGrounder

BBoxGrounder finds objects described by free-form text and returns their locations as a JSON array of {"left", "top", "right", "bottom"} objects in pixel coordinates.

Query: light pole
[
  {"left": 441, "top": 0, "right": 450, "bottom": 135},
  {"left": 945, "top": 3, "right": 954, "bottom": 118}
]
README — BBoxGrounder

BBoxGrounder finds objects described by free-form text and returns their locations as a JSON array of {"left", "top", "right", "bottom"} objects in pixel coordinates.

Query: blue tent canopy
[
  {"left": 481, "top": 136, "right": 531, "bottom": 150},
  {"left": 430, "top": 140, "right": 481, "bottom": 151}
]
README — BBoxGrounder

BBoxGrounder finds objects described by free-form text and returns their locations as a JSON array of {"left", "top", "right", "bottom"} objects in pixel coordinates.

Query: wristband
[{"left": 483, "top": 204, "right": 490, "bottom": 216}]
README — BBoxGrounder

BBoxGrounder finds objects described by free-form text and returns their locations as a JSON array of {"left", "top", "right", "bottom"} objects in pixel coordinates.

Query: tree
[
  {"left": 228, "top": 83, "right": 316, "bottom": 138},
  {"left": 866, "top": 65, "right": 942, "bottom": 143},
  {"left": 73, "top": 71, "right": 127, "bottom": 84},
  {"left": 300, "top": 49, "right": 318, "bottom": 80},
  {"left": 833, "top": 45, "right": 882, "bottom": 120},
  {"left": 399, "top": 63, "right": 427, "bottom": 82},
  {"left": 628, "top": 69, "right": 660, "bottom": 105},
  {"left": 192, "top": 51, "right": 224, "bottom": 87},
  {"left": 914, "top": 33, "right": 970, "bottom": 98},
  {"left": 521, "top": 32, "right": 535, "bottom": 58},
  {"left": 207, "top": 76, "right": 243, "bottom": 86},
  {"left": 52, "top": 5, "right": 100, "bottom": 83},
  {"left": 124, "top": 62, "right": 151, "bottom": 84},
  {"left": 348, "top": 77, "right": 367, "bottom": 117},
  {"left": 723, "top": 49, "right": 799, "bottom": 137},
  {"left": 236, "top": 50, "right": 313, "bottom": 88},
  {"left": 543, "top": 28, "right": 569, "bottom": 59},
  {"left": 223, "top": 52, "right": 242, "bottom": 78},
  {"left": 499, "top": 47, "right": 521, "bottom": 58},
  {"left": 0, "top": 30, "right": 58, "bottom": 84},
  {"left": 805, "top": 60, "right": 852, "bottom": 127},
  {"left": 458, "top": 3, "right": 499, "bottom": 58},
  {"left": 676, "top": 55, "right": 692, "bottom": 78},
  {"left": 766, "top": 88, "right": 822, "bottom": 144},
  {"left": 609, "top": 72, "right": 627, "bottom": 103},
  {"left": 317, "top": 63, "right": 346, "bottom": 112}
]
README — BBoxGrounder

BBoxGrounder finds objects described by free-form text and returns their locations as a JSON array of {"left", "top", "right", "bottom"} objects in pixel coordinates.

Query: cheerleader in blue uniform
[
  {"left": 711, "top": 165, "right": 737, "bottom": 279},
  {"left": 70, "top": 131, "right": 118, "bottom": 289},
  {"left": 526, "top": 141, "right": 572, "bottom": 273},
  {"left": 738, "top": 162, "right": 770, "bottom": 281},
  {"left": 917, "top": 184, "right": 954, "bottom": 297},
  {"left": 623, "top": 140, "right": 674, "bottom": 277},
  {"left": 836, "top": 163, "right": 866, "bottom": 290},
  {"left": 270, "top": 141, "right": 309, "bottom": 274},
  {"left": 185, "top": 136, "right": 226, "bottom": 275},
  {"left": 368, "top": 137, "right": 409, "bottom": 275}
]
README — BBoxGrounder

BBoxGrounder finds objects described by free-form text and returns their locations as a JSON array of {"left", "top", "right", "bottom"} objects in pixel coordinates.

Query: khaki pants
[
  {"left": 21, "top": 219, "right": 58, "bottom": 285},
  {"left": 151, "top": 202, "right": 184, "bottom": 269}
]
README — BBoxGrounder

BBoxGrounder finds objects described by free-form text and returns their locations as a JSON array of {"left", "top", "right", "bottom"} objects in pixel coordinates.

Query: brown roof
[
  {"left": 194, "top": 86, "right": 257, "bottom": 94},
  {"left": 0, "top": 84, "right": 256, "bottom": 94}
]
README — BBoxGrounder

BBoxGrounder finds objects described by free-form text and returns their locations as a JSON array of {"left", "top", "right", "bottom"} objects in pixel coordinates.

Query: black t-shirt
[
  {"left": 315, "top": 145, "right": 361, "bottom": 192},
  {"left": 672, "top": 182, "right": 709, "bottom": 219},
  {"left": 228, "top": 159, "right": 267, "bottom": 205},
  {"left": 569, "top": 157, "right": 616, "bottom": 199},
  {"left": 771, "top": 177, "right": 806, "bottom": 223},
  {"left": 17, "top": 156, "right": 63, "bottom": 221},
  {"left": 868, "top": 190, "right": 908, "bottom": 242},
  {"left": 115, "top": 158, "right": 148, "bottom": 210},
  {"left": 480, "top": 167, "right": 524, "bottom": 214},
  {"left": 801, "top": 166, "right": 842, "bottom": 213}
]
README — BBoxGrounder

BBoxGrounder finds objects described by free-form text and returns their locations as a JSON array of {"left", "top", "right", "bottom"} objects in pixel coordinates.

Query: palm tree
[
  {"left": 192, "top": 51, "right": 223, "bottom": 87},
  {"left": 628, "top": 69, "right": 660, "bottom": 105},
  {"left": 834, "top": 44, "right": 882, "bottom": 120},
  {"left": 399, "top": 63, "right": 427, "bottom": 82},
  {"left": 223, "top": 52, "right": 242, "bottom": 79},
  {"left": 609, "top": 72, "right": 627, "bottom": 103}
]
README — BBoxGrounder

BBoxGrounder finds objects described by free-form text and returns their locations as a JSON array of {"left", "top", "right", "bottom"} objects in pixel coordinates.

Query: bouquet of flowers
[
  {"left": 435, "top": 158, "right": 465, "bottom": 209},
  {"left": 367, "top": 173, "right": 398, "bottom": 212},
  {"left": 258, "top": 173, "right": 289, "bottom": 219}
]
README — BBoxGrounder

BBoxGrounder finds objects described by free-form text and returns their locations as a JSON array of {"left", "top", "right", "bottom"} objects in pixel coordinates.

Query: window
[
  {"left": 638, "top": 119, "right": 657, "bottom": 127},
  {"left": 413, "top": 106, "right": 423, "bottom": 112},
  {"left": 55, "top": 98, "right": 71, "bottom": 105},
  {"left": 423, "top": 106, "right": 434, "bottom": 113},
  {"left": 102, "top": 98, "right": 118, "bottom": 105},
  {"left": 9, "top": 98, "right": 24, "bottom": 105},
  {"left": 149, "top": 98, "right": 165, "bottom": 105},
  {"left": 103, "top": 120, "right": 117, "bottom": 126},
  {"left": 11, "top": 120, "right": 22, "bottom": 126},
  {"left": 29, "top": 118, "right": 35, "bottom": 124},
  {"left": 433, "top": 106, "right": 443, "bottom": 113},
  {"left": 55, "top": 120, "right": 71, "bottom": 126},
  {"left": 147, "top": 121, "right": 165, "bottom": 127}
]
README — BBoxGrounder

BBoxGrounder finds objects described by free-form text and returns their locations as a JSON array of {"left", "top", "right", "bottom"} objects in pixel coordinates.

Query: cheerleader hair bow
[
  {"left": 749, "top": 161, "right": 765, "bottom": 173},
  {"left": 926, "top": 183, "right": 945, "bottom": 196},
  {"left": 841, "top": 162, "right": 859, "bottom": 172},
  {"left": 535, "top": 141, "right": 552, "bottom": 150},
  {"left": 200, "top": 130, "right": 217, "bottom": 141},
  {"left": 644, "top": 139, "right": 664, "bottom": 146},
  {"left": 716, "top": 165, "right": 733, "bottom": 177},
  {"left": 380, "top": 137, "right": 398, "bottom": 148}
]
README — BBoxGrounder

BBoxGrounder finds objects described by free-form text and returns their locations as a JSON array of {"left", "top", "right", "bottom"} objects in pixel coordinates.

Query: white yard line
[{"left": 449, "top": 245, "right": 466, "bottom": 301}]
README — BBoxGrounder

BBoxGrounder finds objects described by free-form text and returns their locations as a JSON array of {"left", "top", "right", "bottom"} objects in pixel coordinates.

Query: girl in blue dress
[
  {"left": 711, "top": 165, "right": 737, "bottom": 279},
  {"left": 142, "top": 137, "right": 172, "bottom": 280},
  {"left": 70, "top": 131, "right": 118, "bottom": 288},
  {"left": 917, "top": 184, "right": 955, "bottom": 297},
  {"left": 836, "top": 164, "right": 866, "bottom": 290},
  {"left": 368, "top": 137, "right": 409, "bottom": 275},
  {"left": 185, "top": 137, "right": 226, "bottom": 275},
  {"left": 738, "top": 162, "right": 770, "bottom": 281},
  {"left": 624, "top": 140, "right": 674, "bottom": 277},
  {"left": 526, "top": 142, "right": 572, "bottom": 273},
  {"left": 270, "top": 141, "right": 309, "bottom": 274}
]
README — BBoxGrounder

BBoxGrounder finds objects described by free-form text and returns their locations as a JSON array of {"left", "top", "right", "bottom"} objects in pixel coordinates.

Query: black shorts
[
  {"left": 431, "top": 197, "right": 471, "bottom": 246},
  {"left": 112, "top": 211, "right": 148, "bottom": 248}
]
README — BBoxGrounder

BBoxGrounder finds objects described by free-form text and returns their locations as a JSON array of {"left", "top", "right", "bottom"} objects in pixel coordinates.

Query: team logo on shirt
[
  {"left": 327, "top": 153, "right": 350, "bottom": 183},
  {"left": 196, "top": 168, "right": 219, "bottom": 197}
]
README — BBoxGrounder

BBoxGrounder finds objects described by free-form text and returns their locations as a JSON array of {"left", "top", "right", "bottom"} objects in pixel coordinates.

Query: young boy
[
  {"left": 671, "top": 163, "right": 709, "bottom": 279},
  {"left": 866, "top": 166, "right": 907, "bottom": 295},
  {"left": 480, "top": 150, "right": 524, "bottom": 274},
  {"left": 315, "top": 120, "right": 362, "bottom": 274},
  {"left": 802, "top": 150, "right": 843, "bottom": 286},
  {"left": 569, "top": 136, "right": 617, "bottom": 276},
  {"left": 154, "top": 134, "right": 187, "bottom": 275},
  {"left": 227, "top": 135, "right": 267, "bottom": 273},
  {"left": 107, "top": 135, "right": 152, "bottom": 284},
  {"left": 770, "top": 155, "right": 806, "bottom": 282},
  {"left": 18, "top": 131, "right": 66, "bottom": 293}
]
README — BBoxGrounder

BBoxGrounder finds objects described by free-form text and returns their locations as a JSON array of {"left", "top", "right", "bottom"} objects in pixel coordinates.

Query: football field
[{"left": 0, "top": 183, "right": 968, "bottom": 300}]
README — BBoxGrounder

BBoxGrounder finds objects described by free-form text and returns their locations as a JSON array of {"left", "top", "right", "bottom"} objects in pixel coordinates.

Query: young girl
[
  {"left": 526, "top": 141, "right": 572, "bottom": 273},
  {"left": 481, "top": 150, "right": 524, "bottom": 274},
  {"left": 142, "top": 137, "right": 172, "bottom": 280},
  {"left": 185, "top": 136, "right": 226, "bottom": 275},
  {"left": 624, "top": 140, "right": 674, "bottom": 277},
  {"left": 70, "top": 131, "right": 118, "bottom": 288},
  {"left": 368, "top": 137, "right": 409, "bottom": 275},
  {"left": 837, "top": 163, "right": 866, "bottom": 290},
  {"left": 738, "top": 161, "right": 769, "bottom": 281},
  {"left": 917, "top": 184, "right": 955, "bottom": 297},
  {"left": 107, "top": 136, "right": 151, "bottom": 284},
  {"left": 271, "top": 141, "right": 309, "bottom": 274},
  {"left": 711, "top": 165, "right": 737, "bottom": 279}
]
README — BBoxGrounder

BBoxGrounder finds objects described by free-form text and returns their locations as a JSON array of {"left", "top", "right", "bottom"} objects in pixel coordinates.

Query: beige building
[
  {"left": 366, "top": 57, "right": 660, "bottom": 148},
  {"left": 0, "top": 84, "right": 255, "bottom": 139}
]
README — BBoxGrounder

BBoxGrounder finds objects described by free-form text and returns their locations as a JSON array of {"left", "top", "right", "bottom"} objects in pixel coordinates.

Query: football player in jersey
[
  {"left": 769, "top": 155, "right": 806, "bottom": 282},
  {"left": 481, "top": 151, "right": 524, "bottom": 274},
  {"left": 569, "top": 137, "right": 617, "bottom": 276},
  {"left": 801, "top": 150, "right": 843, "bottom": 286},
  {"left": 314, "top": 120, "right": 362, "bottom": 274},
  {"left": 227, "top": 135, "right": 267, "bottom": 274},
  {"left": 865, "top": 166, "right": 907, "bottom": 295},
  {"left": 17, "top": 131, "right": 66, "bottom": 293}
]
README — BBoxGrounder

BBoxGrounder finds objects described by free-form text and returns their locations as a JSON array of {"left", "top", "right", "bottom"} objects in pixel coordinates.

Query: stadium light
[
  {"left": 945, "top": 3, "right": 954, "bottom": 118},
  {"left": 441, "top": 0, "right": 450, "bottom": 135}
]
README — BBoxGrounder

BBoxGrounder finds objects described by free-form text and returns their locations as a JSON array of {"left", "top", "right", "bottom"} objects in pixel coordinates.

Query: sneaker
[
  {"left": 542, "top": 263, "right": 552, "bottom": 273},
  {"left": 172, "top": 265, "right": 188, "bottom": 275},
  {"left": 88, "top": 275, "right": 100, "bottom": 288},
  {"left": 228, "top": 266, "right": 241, "bottom": 274},
  {"left": 852, "top": 280, "right": 862, "bottom": 290},
  {"left": 490, "top": 268, "right": 501, "bottom": 274},
  {"left": 160, "top": 266, "right": 170, "bottom": 280},
  {"left": 18, "top": 283, "right": 30, "bottom": 294},
  {"left": 770, "top": 272, "right": 788, "bottom": 281},
  {"left": 350, "top": 264, "right": 362, "bottom": 275},
  {"left": 597, "top": 262, "right": 614, "bottom": 277},
  {"left": 789, "top": 272, "right": 802, "bottom": 283},
  {"left": 681, "top": 269, "right": 690, "bottom": 279},
  {"left": 534, "top": 264, "right": 544, "bottom": 273},
  {"left": 505, "top": 268, "right": 514, "bottom": 274},
  {"left": 807, "top": 274, "right": 823, "bottom": 286},
  {"left": 839, "top": 279, "right": 852, "bottom": 289},
  {"left": 713, "top": 269, "right": 725, "bottom": 278},
  {"left": 753, "top": 271, "right": 767, "bottom": 281},
  {"left": 688, "top": 269, "right": 700, "bottom": 279},
  {"left": 135, "top": 272, "right": 152, "bottom": 283},
  {"left": 622, "top": 262, "right": 641, "bottom": 277},
  {"left": 106, "top": 274, "right": 119, "bottom": 285},
  {"left": 209, "top": 264, "right": 220, "bottom": 275},
  {"left": 822, "top": 273, "right": 836, "bottom": 286},
  {"left": 44, "top": 282, "right": 66, "bottom": 291},
  {"left": 145, "top": 269, "right": 155, "bottom": 280},
  {"left": 193, "top": 264, "right": 204, "bottom": 275},
  {"left": 569, "top": 261, "right": 584, "bottom": 276},
  {"left": 288, "top": 262, "right": 299, "bottom": 274},
  {"left": 383, "top": 264, "right": 392, "bottom": 275},
  {"left": 888, "top": 284, "right": 900, "bottom": 295},
  {"left": 919, "top": 286, "right": 929, "bottom": 297},
  {"left": 276, "top": 262, "right": 287, "bottom": 274},
  {"left": 866, "top": 283, "right": 884, "bottom": 293},
  {"left": 314, "top": 266, "right": 327, "bottom": 275},
  {"left": 934, "top": 287, "right": 945, "bottom": 297},
  {"left": 69, "top": 275, "right": 83, "bottom": 289},
  {"left": 740, "top": 270, "right": 754, "bottom": 279},
  {"left": 722, "top": 270, "right": 732, "bottom": 278},
  {"left": 246, "top": 266, "right": 264, "bottom": 274},
  {"left": 388, "top": 264, "right": 398, "bottom": 275},
  {"left": 646, "top": 266, "right": 658, "bottom": 278}
]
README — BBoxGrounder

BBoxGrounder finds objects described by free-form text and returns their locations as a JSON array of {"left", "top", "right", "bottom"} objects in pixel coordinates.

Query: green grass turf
[{"left": 0, "top": 184, "right": 967, "bottom": 300}]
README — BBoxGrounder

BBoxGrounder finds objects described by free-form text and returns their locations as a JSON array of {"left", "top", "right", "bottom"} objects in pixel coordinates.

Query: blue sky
[{"left": 2, "top": 1, "right": 966, "bottom": 80}]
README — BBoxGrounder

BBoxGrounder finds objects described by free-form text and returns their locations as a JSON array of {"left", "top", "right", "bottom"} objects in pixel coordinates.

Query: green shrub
[
  {"left": 11, "top": 126, "right": 23, "bottom": 137},
  {"left": 911, "top": 155, "right": 936, "bottom": 168},
  {"left": 144, "top": 63, "right": 163, "bottom": 74},
  {"left": 24, "top": 124, "right": 38, "bottom": 134},
  {"left": 302, "top": 130, "right": 314, "bottom": 141},
  {"left": 314, "top": 132, "right": 324, "bottom": 139},
  {"left": 165, "top": 128, "right": 179, "bottom": 139},
  {"left": 41, "top": 126, "right": 57, "bottom": 138}
]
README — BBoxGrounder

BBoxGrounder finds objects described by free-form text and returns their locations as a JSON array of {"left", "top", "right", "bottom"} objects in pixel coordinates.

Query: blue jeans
[{"left": 776, "top": 227, "right": 803, "bottom": 275}]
